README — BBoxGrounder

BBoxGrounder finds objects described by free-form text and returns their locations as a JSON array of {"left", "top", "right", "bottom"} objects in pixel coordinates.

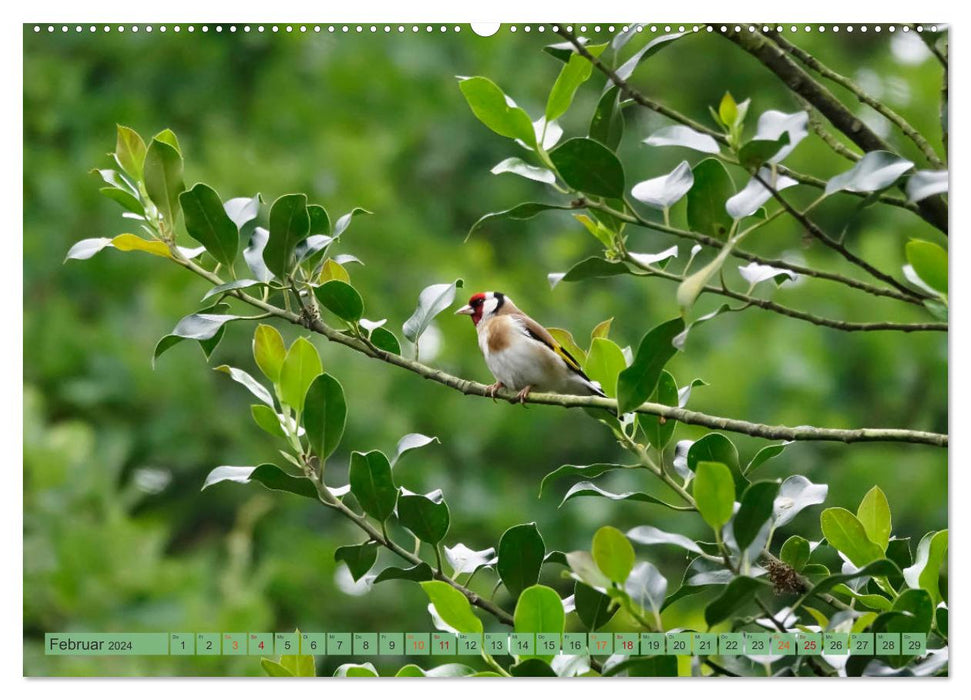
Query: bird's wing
[{"left": 515, "top": 313, "right": 588, "bottom": 377}]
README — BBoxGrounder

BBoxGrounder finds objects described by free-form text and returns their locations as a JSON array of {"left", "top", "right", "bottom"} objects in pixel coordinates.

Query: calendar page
[{"left": 23, "top": 17, "right": 948, "bottom": 679}]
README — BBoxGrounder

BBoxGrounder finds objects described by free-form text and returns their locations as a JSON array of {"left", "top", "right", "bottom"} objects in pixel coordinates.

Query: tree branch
[
  {"left": 553, "top": 26, "right": 931, "bottom": 224},
  {"left": 721, "top": 27, "right": 948, "bottom": 235},
  {"left": 583, "top": 199, "right": 927, "bottom": 307},
  {"left": 624, "top": 252, "right": 945, "bottom": 333},
  {"left": 170, "top": 254, "right": 948, "bottom": 448},
  {"left": 751, "top": 171, "right": 924, "bottom": 300},
  {"left": 315, "top": 481, "right": 514, "bottom": 625},
  {"left": 798, "top": 97, "right": 861, "bottom": 163},
  {"left": 765, "top": 31, "right": 944, "bottom": 169}
]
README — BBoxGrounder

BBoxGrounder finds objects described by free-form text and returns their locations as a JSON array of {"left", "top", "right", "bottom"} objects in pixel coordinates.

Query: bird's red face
[{"left": 455, "top": 292, "right": 488, "bottom": 326}]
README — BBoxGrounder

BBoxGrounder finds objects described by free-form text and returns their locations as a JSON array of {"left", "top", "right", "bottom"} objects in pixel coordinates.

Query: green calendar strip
[{"left": 45, "top": 631, "right": 928, "bottom": 657}]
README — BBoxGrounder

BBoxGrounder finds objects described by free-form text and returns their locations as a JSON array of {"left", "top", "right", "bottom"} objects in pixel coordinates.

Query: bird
[{"left": 455, "top": 291, "right": 606, "bottom": 403}]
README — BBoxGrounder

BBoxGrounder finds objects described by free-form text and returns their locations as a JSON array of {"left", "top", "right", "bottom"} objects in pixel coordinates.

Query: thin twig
[
  {"left": 721, "top": 27, "right": 948, "bottom": 235},
  {"left": 584, "top": 199, "right": 926, "bottom": 307},
  {"left": 316, "top": 481, "right": 515, "bottom": 626},
  {"left": 798, "top": 97, "right": 861, "bottom": 162},
  {"left": 626, "top": 253, "right": 944, "bottom": 333},
  {"left": 766, "top": 31, "right": 944, "bottom": 169},
  {"left": 751, "top": 171, "right": 924, "bottom": 300},
  {"left": 553, "top": 25, "right": 939, "bottom": 228},
  {"left": 169, "top": 254, "right": 949, "bottom": 447}
]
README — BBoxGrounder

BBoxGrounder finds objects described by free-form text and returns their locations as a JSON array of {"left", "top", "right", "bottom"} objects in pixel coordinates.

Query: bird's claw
[
  {"left": 514, "top": 385, "right": 533, "bottom": 405},
  {"left": 485, "top": 382, "right": 504, "bottom": 401}
]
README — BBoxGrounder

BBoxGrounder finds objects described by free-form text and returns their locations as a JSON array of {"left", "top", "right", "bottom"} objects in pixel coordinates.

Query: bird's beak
[{"left": 455, "top": 304, "right": 474, "bottom": 315}]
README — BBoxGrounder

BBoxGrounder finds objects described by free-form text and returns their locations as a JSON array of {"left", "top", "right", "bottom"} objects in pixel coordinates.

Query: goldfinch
[{"left": 456, "top": 291, "right": 606, "bottom": 403}]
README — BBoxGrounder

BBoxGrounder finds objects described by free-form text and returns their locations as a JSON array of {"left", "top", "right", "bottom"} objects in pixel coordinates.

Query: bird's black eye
[{"left": 471, "top": 298, "right": 483, "bottom": 307}]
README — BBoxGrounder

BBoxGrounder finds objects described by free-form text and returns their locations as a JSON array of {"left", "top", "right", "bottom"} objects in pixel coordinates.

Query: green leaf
[
  {"left": 574, "top": 581, "right": 615, "bottom": 630},
  {"left": 253, "top": 324, "right": 286, "bottom": 384},
  {"left": 891, "top": 589, "right": 934, "bottom": 634},
  {"left": 718, "top": 92, "right": 738, "bottom": 128},
  {"left": 214, "top": 364, "right": 275, "bottom": 406},
  {"left": 745, "top": 442, "right": 789, "bottom": 476},
  {"left": 546, "top": 52, "right": 595, "bottom": 121},
  {"left": 468, "top": 202, "right": 573, "bottom": 237},
  {"left": 153, "top": 128, "right": 181, "bottom": 153},
  {"left": 260, "top": 659, "right": 294, "bottom": 677},
  {"left": 202, "top": 464, "right": 317, "bottom": 499},
  {"left": 99, "top": 187, "right": 144, "bottom": 215},
  {"left": 179, "top": 183, "right": 239, "bottom": 267},
  {"left": 490, "top": 157, "right": 556, "bottom": 184},
  {"left": 905, "top": 239, "right": 947, "bottom": 295},
  {"left": 627, "top": 525, "right": 704, "bottom": 554},
  {"left": 589, "top": 85, "right": 624, "bottom": 151},
  {"left": 201, "top": 279, "right": 264, "bottom": 302},
  {"left": 514, "top": 585, "right": 565, "bottom": 663},
  {"left": 335, "top": 542, "right": 378, "bottom": 581},
  {"left": 705, "top": 576, "right": 768, "bottom": 626},
  {"left": 638, "top": 370, "right": 678, "bottom": 450},
  {"left": 738, "top": 132, "right": 790, "bottom": 170},
  {"left": 686, "top": 158, "right": 734, "bottom": 238},
  {"left": 602, "top": 656, "right": 678, "bottom": 677},
  {"left": 303, "top": 374, "right": 347, "bottom": 461},
  {"left": 857, "top": 486, "right": 892, "bottom": 553},
  {"left": 349, "top": 450, "right": 397, "bottom": 522},
  {"left": 733, "top": 480, "right": 780, "bottom": 551},
  {"left": 402, "top": 279, "right": 463, "bottom": 344},
  {"left": 264, "top": 193, "right": 311, "bottom": 279},
  {"left": 560, "top": 482, "right": 686, "bottom": 511},
  {"left": 308, "top": 204, "right": 331, "bottom": 236},
  {"left": 591, "top": 526, "right": 634, "bottom": 583},
  {"left": 250, "top": 404, "right": 286, "bottom": 438},
  {"left": 820, "top": 508, "right": 885, "bottom": 567},
  {"left": 625, "top": 561, "right": 668, "bottom": 616},
  {"left": 616, "top": 317, "right": 684, "bottom": 414},
  {"left": 615, "top": 31, "right": 688, "bottom": 82},
  {"left": 391, "top": 433, "right": 439, "bottom": 467},
  {"left": 509, "top": 659, "right": 557, "bottom": 677},
  {"left": 458, "top": 76, "right": 536, "bottom": 146},
  {"left": 114, "top": 125, "right": 147, "bottom": 181},
  {"left": 550, "top": 137, "right": 625, "bottom": 198},
  {"left": 676, "top": 238, "right": 737, "bottom": 311},
  {"left": 65, "top": 237, "right": 114, "bottom": 261},
  {"left": 538, "top": 463, "right": 631, "bottom": 498},
  {"left": 279, "top": 651, "right": 315, "bottom": 677},
  {"left": 244, "top": 227, "right": 274, "bottom": 283},
  {"left": 333, "top": 663, "right": 377, "bottom": 677},
  {"left": 370, "top": 327, "right": 401, "bottom": 355},
  {"left": 590, "top": 318, "right": 613, "bottom": 342},
  {"left": 550, "top": 257, "right": 630, "bottom": 289},
  {"left": 373, "top": 562, "right": 434, "bottom": 584},
  {"left": 278, "top": 338, "right": 321, "bottom": 414},
  {"left": 397, "top": 491, "right": 450, "bottom": 544},
  {"left": 223, "top": 194, "right": 261, "bottom": 230},
  {"left": 314, "top": 280, "right": 364, "bottom": 322},
  {"left": 644, "top": 125, "right": 720, "bottom": 154},
  {"left": 903, "top": 530, "right": 947, "bottom": 605},
  {"left": 154, "top": 308, "right": 241, "bottom": 366},
  {"left": 143, "top": 138, "right": 185, "bottom": 230},
  {"left": 780, "top": 536, "right": 810, "bottom": 571},
  {"left": 630, "top": 161, "right": 694, "bottom": 210},
  {"left": 566, "top": 551, "right": 611, "bottom": 591},
  {"left": 420, "top": 581, "right": 483, "bottom": 634},
  {"left": 497, "top": 523, "right": 545, "bottom": 599},
  {"left": 825, "top": 150, "right": 914, "bottom": 195},
  {"left": 693, "top": 461, "right": 735, "bottom": 531},
  {"left": 583, "top": 338, "right": 626, "bottom": 398},
  {"left": 333, "top": 207, "right": 371, "bottom": 238}
]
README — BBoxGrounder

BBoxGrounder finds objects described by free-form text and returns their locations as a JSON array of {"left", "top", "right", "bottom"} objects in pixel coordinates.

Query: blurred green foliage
[{"left": 24, "top": 24, "right": 945, "bottom": 676}]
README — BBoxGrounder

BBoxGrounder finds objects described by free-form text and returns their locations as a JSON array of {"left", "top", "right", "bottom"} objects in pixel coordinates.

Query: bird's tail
[{"left": 585, "top": 378, "right": 607, "bottom": 398}]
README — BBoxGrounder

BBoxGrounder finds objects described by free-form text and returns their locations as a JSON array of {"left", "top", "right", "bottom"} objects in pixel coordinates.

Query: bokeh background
[{"left": 24, "top": 23, "right": 947, "bottom": 675}]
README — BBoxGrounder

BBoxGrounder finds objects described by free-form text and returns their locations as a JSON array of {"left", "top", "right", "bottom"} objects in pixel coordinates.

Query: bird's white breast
[{"left": 477, "top": 315, "right": 571, "bottom": 392}]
